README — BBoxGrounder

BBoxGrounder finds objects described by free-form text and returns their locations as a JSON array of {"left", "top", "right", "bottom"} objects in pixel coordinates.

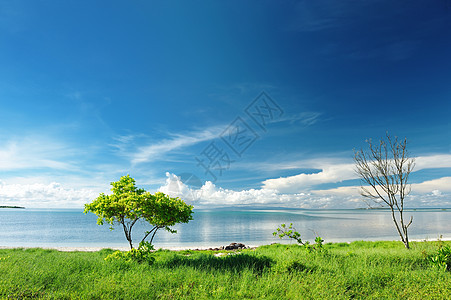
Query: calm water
[{"left": 0, "top": 208, "right": 450, "bottom": 248}]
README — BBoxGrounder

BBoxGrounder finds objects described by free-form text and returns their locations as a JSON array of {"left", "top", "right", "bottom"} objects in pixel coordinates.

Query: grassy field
[{"left": 1, "top": 240, "right": 450, "bottom": 299}]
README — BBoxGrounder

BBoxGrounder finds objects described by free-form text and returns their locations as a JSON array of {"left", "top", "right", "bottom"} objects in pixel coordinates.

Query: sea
[{"left": 0, "top": 208, "right": 450, "bottom": 249}]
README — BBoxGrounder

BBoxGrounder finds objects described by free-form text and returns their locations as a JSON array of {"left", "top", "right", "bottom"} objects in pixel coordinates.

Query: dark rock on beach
[
  {"left": 224, "top": 242, "right": 247, "bottom": 250},
  {"left": 191, "top": 243, "right": 250, "bottom": 251},
  {"left": 207, "top": 246, "right": 224, "bottom": 251}
]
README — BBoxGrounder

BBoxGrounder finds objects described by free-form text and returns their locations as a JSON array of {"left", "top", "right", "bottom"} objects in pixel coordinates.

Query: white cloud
[
  {"left": 432, "top": 190, "right": 442, "bottom": 196},
  {"left": 408, "top": 192, "right": 451, "bottom": 208},
  {"left": 415, "top": 154, "right": 451, "bottom": 170},
  {"left": 260, "top": 154, "right": 451, "bottom": 194},
  {"left": 0, "top": 180, "right": 98, "bottom": 208},
  {"left": 158, "top": 172, "right": 200, "bottom": 202},
  {"left": 312, "top": 186, "right": 360, "bottom": 196},
  {"left": 157, "top": 173, "right": 360, "bottom": 209},
  {"left": 412, "top": 177, "right": 451, "bottom": 194},
  {"left": 313, "top": 177, "right": 451, "bottom": 197},
  {"left": 157, "top": 163, "right": 451, "bottom": 209},
  {"left": 310, "top": 176, "right": 451, "bottom": 208},
  {"left": 262, "top": 163, "right": 355, "bottom": 193}
]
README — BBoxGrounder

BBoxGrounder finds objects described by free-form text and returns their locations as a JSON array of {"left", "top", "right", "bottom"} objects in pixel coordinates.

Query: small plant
[
  {"left": 429, "top": 243, "right": 451, "bottom": 271},
  {"left": 105, "top": 241, "right": 155, "bottom": 264},
  {"left": 273, "top": 223, "right": 325, "bottom": 253},
  {"left": 305, "top": 236, "right": 324, "bottom": 253},
  {"left": 273, "top": 223, "right": 303, "bottom": 243},
  {"left": 138, "top": 240, "right": 155, "bottom": 253}
]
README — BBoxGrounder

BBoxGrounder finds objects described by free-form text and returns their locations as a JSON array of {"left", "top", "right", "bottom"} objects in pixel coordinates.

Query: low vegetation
[
  {"left": 273, "top": 223, "right": 325, "bottom": 253},
  {"left": 1, "top": 240, "right": 450, "bottom": 299}
]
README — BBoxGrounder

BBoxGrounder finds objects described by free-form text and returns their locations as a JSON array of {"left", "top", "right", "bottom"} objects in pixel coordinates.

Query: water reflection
[{"left": 0, "top": 208, "right": 449, "bottom": 248}]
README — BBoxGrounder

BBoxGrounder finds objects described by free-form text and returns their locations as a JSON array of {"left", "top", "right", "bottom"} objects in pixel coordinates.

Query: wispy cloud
[
  {"left": 0, "top": 136, "right": 76, "bottom": 171},
  {"left": 347, "top": 40, "right": 420, "bottom": 62},
  {"left": 270, "top": 111, "right": 322, "bottom": 127},
  {"left": 284, "top": 1, "right": 350, "bottom": 32},
  {"left": 0, "top": 134, "right": 125, "bottom": 198},
  {"left": 123, "top": 126, "right": 225, "bottom": 165}
]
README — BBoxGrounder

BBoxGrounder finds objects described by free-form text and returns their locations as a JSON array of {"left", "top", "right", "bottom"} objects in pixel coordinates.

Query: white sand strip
[
  {"left": 0, "top": 245, "right": 259, "bottom": 252},
  {"left": 1, "top": 238, "right": 449, "bottom": 252}
]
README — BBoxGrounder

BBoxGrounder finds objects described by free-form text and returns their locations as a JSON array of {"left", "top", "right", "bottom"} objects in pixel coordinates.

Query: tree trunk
[{"left": 121, "top": 221, "right": 134, "bottom": 249}]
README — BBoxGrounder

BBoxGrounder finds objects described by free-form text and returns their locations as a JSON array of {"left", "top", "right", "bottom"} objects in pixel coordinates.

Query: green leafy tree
[{"left": 84, "top": 175, "right": 194, "bottom": 249}]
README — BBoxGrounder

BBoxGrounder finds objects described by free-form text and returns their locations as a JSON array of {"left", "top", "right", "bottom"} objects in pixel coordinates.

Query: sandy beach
[
  {"left": 1, "top": 237, "right": 449, "bottom": 252},
  {"left": 0, "top": 244, "right": 260, "bottom": 252}
]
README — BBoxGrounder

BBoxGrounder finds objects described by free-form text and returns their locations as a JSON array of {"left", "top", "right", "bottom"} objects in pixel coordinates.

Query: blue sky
[{"left": 0, "top": 0, "right": 450, "bottom": 208}]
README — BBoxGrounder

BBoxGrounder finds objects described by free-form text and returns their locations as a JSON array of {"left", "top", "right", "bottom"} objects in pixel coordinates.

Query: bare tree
[{"left": 354, "top": 133, "right": 415, "bottom": 249}]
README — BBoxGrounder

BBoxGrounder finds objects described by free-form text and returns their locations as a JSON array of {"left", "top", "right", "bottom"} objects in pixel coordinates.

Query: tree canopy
[{"left": 84, "top": 175, "right": 194, "bottom": 249}]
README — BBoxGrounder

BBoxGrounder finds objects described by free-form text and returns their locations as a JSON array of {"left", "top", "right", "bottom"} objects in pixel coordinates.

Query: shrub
[
  {"left": 105, "top": 241, "right": 155, "bottom": 265},
  {"left": 273, "top": 223, "right": 325, "bottom": 253},
  {"left": 429, "top": 244, "right": 451, "bottom": 271}
]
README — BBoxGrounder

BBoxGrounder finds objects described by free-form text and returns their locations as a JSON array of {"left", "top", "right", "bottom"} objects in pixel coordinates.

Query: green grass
[{"left": 1, "top": 240, "right": 450, "bottom": 299}]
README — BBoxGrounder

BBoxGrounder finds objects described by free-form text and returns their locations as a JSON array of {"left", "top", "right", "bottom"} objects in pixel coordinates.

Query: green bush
[
  {"left": 429, "top": 244, "right": 451, "bottom": 271},
  {"left": 273, "top": 223, "right": 325, "bottom": 253},
  {"left": 105, "top": 242, "right": 155, "bottom": 264}
]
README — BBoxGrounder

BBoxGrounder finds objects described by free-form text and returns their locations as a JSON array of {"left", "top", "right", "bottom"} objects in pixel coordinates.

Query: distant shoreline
[{"left": 0, "top": 206, "right": 25, "bottom": 209}]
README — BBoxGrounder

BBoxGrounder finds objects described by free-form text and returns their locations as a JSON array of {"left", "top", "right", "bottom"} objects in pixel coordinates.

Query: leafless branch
[{"left": 354, "top": 133, "right": 415, "bottom": 249}]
